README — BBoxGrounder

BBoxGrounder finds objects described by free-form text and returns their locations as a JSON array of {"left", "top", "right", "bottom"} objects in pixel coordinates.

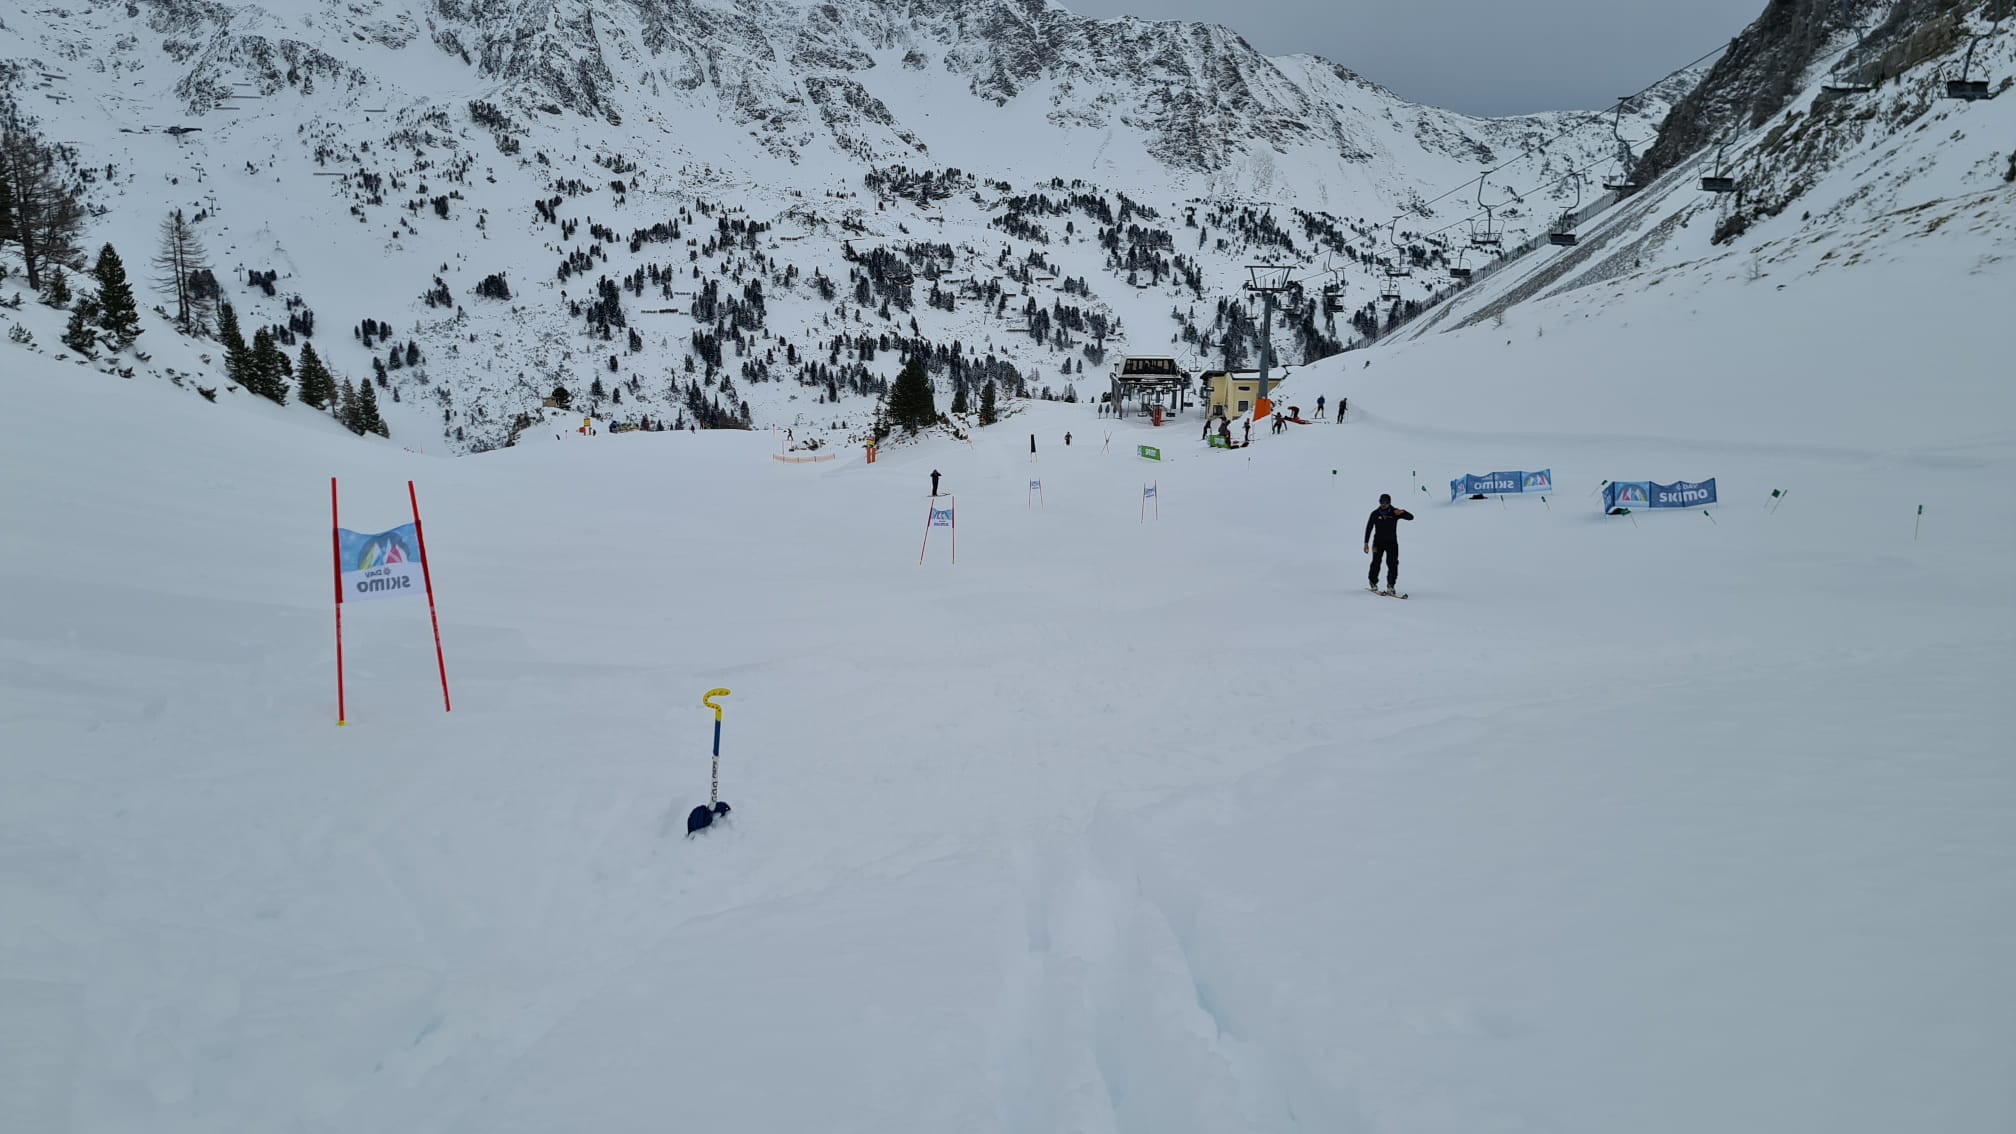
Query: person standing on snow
[
  {"left": 930, "top": 469, "right": 941, "bottom": 497},
  {"left": 1363, "top": 492, "right": 1414, "bottom": 594}
]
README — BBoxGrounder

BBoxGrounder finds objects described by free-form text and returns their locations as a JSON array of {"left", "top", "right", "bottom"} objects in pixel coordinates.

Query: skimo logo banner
[
  {"left": 1604, "top": 479, "right": 1716, "bottom": 511},
  {"left": 1451, "top": 469, "right": 1553, "bottom": 500},
  {"left": 338, "top": 523, "right": 425, "bottom": 600}
]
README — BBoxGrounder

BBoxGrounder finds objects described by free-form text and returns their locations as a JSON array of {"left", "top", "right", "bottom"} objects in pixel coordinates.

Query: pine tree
[
  {"left": 887, "top": 355, "right": 936, "bottom": 434},
  {"left": 43, "top": 264, "right": 69, "bottom": 306},
  {"left": 0, "top": 118, "right": 84, "bottom": 291},
  {"left": 153, "top": 209, "right": 214, "bottom": 332},
  {"left": 950, "top": 383, "right": 969, "bottom": 416},
  {"left": 62, "top": 294, "right": 99, "bottom": 356},
  {"left": 92, "top": 243, "right": 141, "bottom": 345},
  {"left": 979, "top": 379, "right": 999, "bottom": 426},
  {"left": 296, "top": 341, "right": 335, "bottom": 410},
  {"left": 357, "top": 377, "right": 387, "bottom": 437},
  {"left": 250, "top": 327, "right": 288, "bottom": 404},
  {"left": 337, "top": 378, "right": 363, "bottom": 434},
  {"left": 216, "top": 303, "right": 252, "bottom": 390}
]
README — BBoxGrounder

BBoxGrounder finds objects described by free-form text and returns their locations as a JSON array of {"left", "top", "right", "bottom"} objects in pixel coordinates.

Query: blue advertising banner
[
  {"left": 1604, "top": 478, "right": 1717, "bottom": 512},
  {"left": 1451, "top": 469, "right": 1553, "bottom": 500},
  {"left": 337, "top": 523, "right": 424, "bottom": 601}
]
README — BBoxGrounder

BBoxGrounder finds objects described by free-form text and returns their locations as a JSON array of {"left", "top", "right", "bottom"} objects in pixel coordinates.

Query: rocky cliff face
[{"left": 1638, "top": 0, "right": 1994, "bottom": 186}]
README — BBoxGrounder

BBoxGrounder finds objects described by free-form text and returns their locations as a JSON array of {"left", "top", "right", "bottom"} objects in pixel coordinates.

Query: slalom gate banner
[
  {"left": 1450, "top": 469, "right": 1553, "bottom": 500},
  {"left": 337, "top": 524, "right": 425, "bottom": 601},
  {"left": 330, "top": 478, "right": 451, "bottom": 724},
  {"left": 920, "top": 497, "right": 956, "bottom": 564},
  {"left": 1603, "top": 478, "right": 1717, "bottom": 512}
]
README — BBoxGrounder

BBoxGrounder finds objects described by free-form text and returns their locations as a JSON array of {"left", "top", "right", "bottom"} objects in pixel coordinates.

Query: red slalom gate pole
[
  {"left": 408, "top": 481, "right": 452, "bottom": 712},
  {"left": 331, "top": 477, "right": 346, "bottom": 726}
]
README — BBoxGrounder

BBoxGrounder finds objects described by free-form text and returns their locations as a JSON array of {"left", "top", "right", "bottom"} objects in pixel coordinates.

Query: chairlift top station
[{"left": 1107, "top": 356, "right": 1194, "bottom": 418}]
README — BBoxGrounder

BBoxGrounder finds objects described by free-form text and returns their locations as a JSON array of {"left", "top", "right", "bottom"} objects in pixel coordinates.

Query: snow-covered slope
[
  {"left": 4, "top": 130, "right": 2013, "bottom": 1125},
  {"left": 4, "top": 5, "right": 2016, "bottom": 1129},
  {"left": 0, "top": 0, "right": 1682, "bottom": 452}
]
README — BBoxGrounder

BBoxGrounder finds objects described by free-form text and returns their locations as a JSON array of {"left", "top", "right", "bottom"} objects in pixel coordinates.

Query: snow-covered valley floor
[{"left": 4, "top": 212, "right": 2014, "bottom": 1131}]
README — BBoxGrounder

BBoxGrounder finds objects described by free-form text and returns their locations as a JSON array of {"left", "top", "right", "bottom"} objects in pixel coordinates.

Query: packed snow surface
[{"left": 4, "top": 203, "right": 2015, "bottom": 1131}]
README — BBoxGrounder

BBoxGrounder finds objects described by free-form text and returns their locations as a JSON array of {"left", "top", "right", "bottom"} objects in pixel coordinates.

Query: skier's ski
[{"left": 1372, "top": 588, "right": 1409, "bottom": 600}]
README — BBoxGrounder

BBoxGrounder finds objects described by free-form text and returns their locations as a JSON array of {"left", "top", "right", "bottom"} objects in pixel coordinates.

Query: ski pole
[
  {"left": 1914, "top": 504, "right": 1922, "bottom": 540},
  {"left": 1703, "top": 509, "right": 1716, "bottom": 524},
  {"left": 1771, "top": 489, "right": 1789, "bottom": 515},
  {"left": 703, "top": 687, "right": 731, "bottom": 806}
]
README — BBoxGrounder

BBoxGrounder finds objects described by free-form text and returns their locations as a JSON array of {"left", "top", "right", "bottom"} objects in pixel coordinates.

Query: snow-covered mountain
[{"left": 0, "top": 0, "right": 1680, "bottom": 452}]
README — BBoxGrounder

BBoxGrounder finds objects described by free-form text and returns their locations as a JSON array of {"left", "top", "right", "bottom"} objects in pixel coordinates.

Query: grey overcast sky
[{"left": 1058, "top": 0, "right": 1766, "bottom": 116}]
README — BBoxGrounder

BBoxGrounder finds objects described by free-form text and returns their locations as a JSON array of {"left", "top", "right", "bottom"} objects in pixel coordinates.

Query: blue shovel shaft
[{"left": 712, "top": 718, "right": 721, "bottom": 757}]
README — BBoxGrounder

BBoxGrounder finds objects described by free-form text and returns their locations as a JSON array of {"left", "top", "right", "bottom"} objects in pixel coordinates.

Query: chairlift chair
[
  {"left": 1321, "top": 282, "right": 1347, "bottom": 314},
  {"left": 1448, "top": 249, "right": 1473, "bottom": 281},
  {"left": 1385, "top": 220, "right": 1414, "bottom": 277},
  {"left": 1470, "top": 176, "right": 1511, "bottom": 248},
  {"left": 1700, "top": 142, "right": 1738, "bottom": 193},
  {"left": 1548, "top": 176, "right": 1582, "bottom": 247},
  {"left": 1821, "top": 3, "right": 1875, "bottom": 96},
  {"left": 1944, "top": 31, "right": 1999, "bottom": 100},
  {"left": 1602, "top": 102, "right": 1641, "bottom": 193}
]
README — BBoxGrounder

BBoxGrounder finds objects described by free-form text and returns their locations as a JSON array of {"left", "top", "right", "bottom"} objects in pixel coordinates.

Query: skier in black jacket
[{"left": 1362, "top": 493, "right": 1414, "bottom": 593}]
